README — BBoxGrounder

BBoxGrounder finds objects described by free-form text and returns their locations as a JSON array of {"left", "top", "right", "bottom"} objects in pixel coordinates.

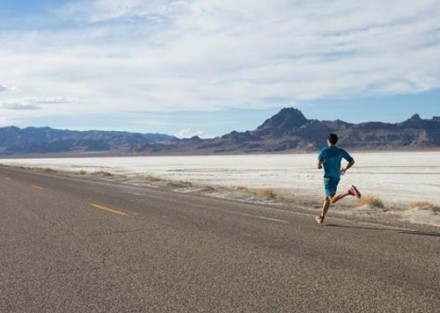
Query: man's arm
[
  {"left": 341, "top": 160, "right": 355, "bottom": 175},
  {"left": 317, "top": 149, "right": 324, "bottom": 169}
]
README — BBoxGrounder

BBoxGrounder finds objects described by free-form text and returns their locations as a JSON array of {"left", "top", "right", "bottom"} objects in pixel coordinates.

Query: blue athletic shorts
[{"left": 323, "top": 176, "right": 340, "bottom": 197}]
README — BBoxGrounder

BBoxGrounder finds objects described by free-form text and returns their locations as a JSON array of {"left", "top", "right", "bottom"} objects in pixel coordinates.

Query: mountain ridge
[{"left": 0, "top": 108, "right": 439, "bottom": 156}]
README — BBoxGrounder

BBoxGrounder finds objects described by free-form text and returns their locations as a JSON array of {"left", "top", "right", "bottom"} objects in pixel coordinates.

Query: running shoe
[{"left": 349, "top": 185, "right": 362, "bottom": 199}]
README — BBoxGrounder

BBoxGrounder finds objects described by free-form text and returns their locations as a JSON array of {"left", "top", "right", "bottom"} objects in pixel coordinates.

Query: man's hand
[
  {"left": 318, "top": 161, "right": 323, "bottom": 169},
  {"left": 341, "top": 160, "right": 355, "bottom": 175}
]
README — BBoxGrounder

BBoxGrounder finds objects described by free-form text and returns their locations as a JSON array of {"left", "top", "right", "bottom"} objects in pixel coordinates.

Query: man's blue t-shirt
[{"left": 318, "top": 146, "right": 353, "bottom": 179}]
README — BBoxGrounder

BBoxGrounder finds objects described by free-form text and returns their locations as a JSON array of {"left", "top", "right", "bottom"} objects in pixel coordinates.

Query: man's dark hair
[{"left": 327, "top": 133, "right": 338, "bottom": 145}]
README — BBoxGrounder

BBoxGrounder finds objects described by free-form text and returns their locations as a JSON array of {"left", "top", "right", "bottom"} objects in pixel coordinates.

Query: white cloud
[
  {"left": 62, "top": 0, "right": 183, "bottom": 23},
  {"left": 0, "top": 97, "right": 73, "bottom": 114},
  {"left": 0, "top": 97, "right": 72, "bottom": 106},
  {"left": 2, "top": 103, "right": 41, "bottom": 111},
  {"left": 0, "top": 0, "right": 439, "bottom": 124},
  {"left": 0, "top": 84, "right": 16, "bottom": 93},
  {"left": 174, "top": 128, "right": 206, "bottom": 139}
]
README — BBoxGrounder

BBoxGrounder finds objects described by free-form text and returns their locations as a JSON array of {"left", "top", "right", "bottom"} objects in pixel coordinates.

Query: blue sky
[{"left": 0, "top": 0, "right": 439, "bottom": 138}]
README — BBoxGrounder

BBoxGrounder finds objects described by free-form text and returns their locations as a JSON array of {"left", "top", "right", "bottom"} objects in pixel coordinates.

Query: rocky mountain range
[
  {"left": 188, "top": 108, "right": 440, "bottom": 153},
  {"left": 0, "top": 108, "right": 439, "bottom": 156},
  {"left": 0, "top": 127, "right": 175, "bottom": 155}
]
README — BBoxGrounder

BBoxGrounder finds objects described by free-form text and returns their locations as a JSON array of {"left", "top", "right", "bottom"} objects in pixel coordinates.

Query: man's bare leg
[
  {"left": 330, "top": 190, "right": 351, "bottom": 203},
  {"left": 317, "top": 186, "right": 361, "bottom": 223},
  {"left": 319, "top": 189, "right": 354, "bottom": 223},
  {"left": 319, "top": 196, "right": 331, "bottom": 222}
]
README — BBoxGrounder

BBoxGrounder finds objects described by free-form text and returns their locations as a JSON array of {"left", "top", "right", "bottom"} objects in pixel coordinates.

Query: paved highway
[{"left": 0, "top": 166, "right": 439, "bottom": 312}]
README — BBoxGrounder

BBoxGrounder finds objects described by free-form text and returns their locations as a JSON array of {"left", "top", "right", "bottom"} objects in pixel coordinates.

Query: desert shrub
[
  {"left": 167, "top": 181, "right": 192, "bottom": 188},
  {"left": 233, "top": 186, "right": 278, "bottom": 200},
  {"left": 408, "top": 201, "right": 434, "bottom": 209},
  {"left": 235, "top": 186, "right": 250, "bottom": 192},
  {"left": 256, "top": 188, "right": 277, "bottom": 199},
  {"left": 79, "top": 170, "right": 87, "bottom": 175},
  {"left": 357, "top": 196, "right": 384, "bottom": 208},
  {"left": 145, "top": 175, "right": 160, "bottom": 182},
  {"left": 202, "top": 186, "right": 215, "bottom": 192},
  {"left": 92, "top": 171, "right": 112, "bottom": 176},
  {"left": 44, "top": 168, "right": 57, "bottom": 173}
]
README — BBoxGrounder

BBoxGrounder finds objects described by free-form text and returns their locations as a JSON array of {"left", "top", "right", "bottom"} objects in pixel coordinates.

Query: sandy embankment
[{"left": 1, "top": 151, "right": 439, "bottom": 227}]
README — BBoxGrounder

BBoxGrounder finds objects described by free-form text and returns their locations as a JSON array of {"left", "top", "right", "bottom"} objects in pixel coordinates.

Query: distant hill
[
  {"left": 0, "top": 127, "right": 176, "bottom": 155},
  {"left": 0, "top": 108, "right": 439, "bottom": 156}
]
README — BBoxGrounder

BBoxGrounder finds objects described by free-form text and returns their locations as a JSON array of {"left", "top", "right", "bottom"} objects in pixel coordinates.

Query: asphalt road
[{"left": 0, "top": 166, "right": 439, "bottom": 313}]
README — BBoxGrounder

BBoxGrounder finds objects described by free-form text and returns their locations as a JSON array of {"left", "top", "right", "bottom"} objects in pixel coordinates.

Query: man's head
[{"left": 327, "top": 133, "right": 338, "bottom": 146}]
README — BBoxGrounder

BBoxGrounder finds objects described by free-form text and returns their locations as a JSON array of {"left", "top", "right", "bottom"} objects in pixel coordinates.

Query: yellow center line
[
  {"left": 90, "top": 203, "right": 127, "bottom": 216},
  {"left": 32, "top": 185, "right": 44, "bottom": 190}
]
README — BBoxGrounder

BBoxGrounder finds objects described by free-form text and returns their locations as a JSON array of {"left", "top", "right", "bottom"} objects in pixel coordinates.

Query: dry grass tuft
[
  {"left": 92, "top": 171, "right": 112, "bottom": 176},
  {"left": 78, "top": 170, "right": 87, "bottom": 175},
  {"left": 235, "top": 186, "right": 251, "bottom": 192},
  {"left": 408, "top": 202, "right": 434, "bottom": 209},
  {"left": 234, "top": 186, "right": 278, "bottom": 200},
  {"left": 202, "top": 186, "right": 215, "bottom": 192},
  {"left": 357, "top": 196, "right": 384, "bottom": 208},
  {"left": 44, "top": 168, "right": 57, "bottom": 173},
  {"left": 167, "top": 181, "right": 192, "bottom": 188},
  {"left": 145, "top": 175, "right": 160, "bottom": 182},
  {"left": 256, "top": 188, "right": 278, "bottom": 199}
]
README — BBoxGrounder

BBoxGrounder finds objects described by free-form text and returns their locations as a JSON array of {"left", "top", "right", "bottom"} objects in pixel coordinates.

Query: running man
[{"left": 316, "top": 133, "right": 361, "bottom": 224}]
